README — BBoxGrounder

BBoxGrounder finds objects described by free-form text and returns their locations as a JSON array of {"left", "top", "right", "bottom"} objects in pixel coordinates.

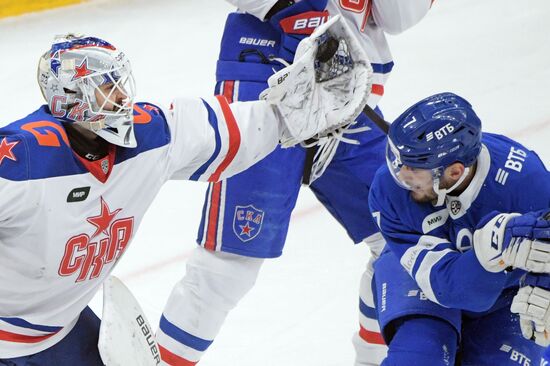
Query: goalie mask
[{"left": 37, "top": 34, "right": 137, "bottom": 147}]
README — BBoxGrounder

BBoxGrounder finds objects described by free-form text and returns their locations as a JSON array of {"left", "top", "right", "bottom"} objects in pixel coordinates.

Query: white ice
[{"left": 0, "top": 0, "right": 549, "bottom": 365}]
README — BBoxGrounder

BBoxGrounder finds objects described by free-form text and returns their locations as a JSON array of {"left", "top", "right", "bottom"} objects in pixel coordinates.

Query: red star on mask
[
  {"left": 73, "top": 58, "right": 93, "bottom": 80},
  {"left": 87, "top": 197, "right": 121, "bottom": 238},
  {"left": 0, "top": 138, "right": 19, "bottom": 165},
  {"left": 239, "top": 222, "right": 254, "bottom": 236}
]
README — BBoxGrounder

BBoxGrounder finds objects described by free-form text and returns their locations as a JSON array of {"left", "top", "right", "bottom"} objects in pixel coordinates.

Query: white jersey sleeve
[
  {"left": 372, "top": 0, "right": 433, "bottom": 34},
  {"left": 224, "top": 0, "right": 278, "bottom": 20},
  {"left": 164, "top": 96, "right": 280, "bottom": 182}
]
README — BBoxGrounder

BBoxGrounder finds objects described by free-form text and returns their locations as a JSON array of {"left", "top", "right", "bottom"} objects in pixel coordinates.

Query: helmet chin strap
[
  {"left": 432, "top": 167, "right": 470, "bottom": 206},
  {"left": 74, "top": 119, "right": 106, "bottom": 132}
]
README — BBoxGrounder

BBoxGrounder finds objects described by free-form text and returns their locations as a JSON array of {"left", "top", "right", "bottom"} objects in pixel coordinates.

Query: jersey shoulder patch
[
  {"left": 0, "top": 132, "right": 29, "bottom": 181},
  {"left": 0, "top": 106, "right": 78, "bottom": 181}
]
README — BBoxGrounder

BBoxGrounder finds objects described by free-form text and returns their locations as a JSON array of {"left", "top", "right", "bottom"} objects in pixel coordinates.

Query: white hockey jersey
[
  {"left": 0, "top": 96, "right": 281, "bottom": 358},
  {"left": 226, "top": 0, "right": 433, "bottom": 108}
]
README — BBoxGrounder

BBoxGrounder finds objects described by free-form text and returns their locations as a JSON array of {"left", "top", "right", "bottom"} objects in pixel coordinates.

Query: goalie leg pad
[{"left": 99, "top": 276, "right": 161, "bottom": 366}]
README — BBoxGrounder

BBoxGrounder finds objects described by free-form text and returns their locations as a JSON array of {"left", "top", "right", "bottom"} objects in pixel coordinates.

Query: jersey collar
[
  {"left": 445, "top": 144, "right": 490, "bottom": 219},
  {"left": 74, "top": 144, "right": 116, "bottom": 183}
]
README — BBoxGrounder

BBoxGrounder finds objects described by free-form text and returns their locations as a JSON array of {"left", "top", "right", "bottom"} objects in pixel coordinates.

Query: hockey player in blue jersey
[{"left": 369, "top": 92, "right": 550, "bottom": 365}]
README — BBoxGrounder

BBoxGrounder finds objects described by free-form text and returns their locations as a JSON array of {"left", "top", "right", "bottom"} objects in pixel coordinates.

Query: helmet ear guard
[
  {"left": 386, "top": 92, "right": 483, "bottom": 204},
  {"left": 37, "top": 34, "right": 137, "bottom": 147}
]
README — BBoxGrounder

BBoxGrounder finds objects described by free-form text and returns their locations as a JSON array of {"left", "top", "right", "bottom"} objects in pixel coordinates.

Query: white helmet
[{"left": 37, "top": 34, "right": 137, "bottom": 147}]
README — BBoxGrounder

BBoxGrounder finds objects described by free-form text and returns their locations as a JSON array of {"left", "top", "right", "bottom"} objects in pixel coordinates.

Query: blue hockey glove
[
  {"left": 505, "top": 209, "right": 550, "bottom": 243},
  {"left": 511, "top": 273, "right": 550, "bottom": 346},
  {"left": 473, "top": 210, "right": 550, "bottom": 273},
  {"left": 521, "top": 273, "right": 550, "bottom": 289},
  {"left": 268, "top": 0, "right": 329, "bottom": 62}
]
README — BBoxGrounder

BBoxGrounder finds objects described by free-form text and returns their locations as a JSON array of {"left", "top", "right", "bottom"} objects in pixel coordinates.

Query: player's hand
[
  {"left": 473, "top": 210, "right": 550, "bottom": 273},
  {"left": 503, "top": 210, "right": 550, "bottom": 272},
  {"left": 511, "top": 275, "right": 550, "bottom": 346},
  {"left": 268, "top": 0, "right": 329, "bottom": 62}
]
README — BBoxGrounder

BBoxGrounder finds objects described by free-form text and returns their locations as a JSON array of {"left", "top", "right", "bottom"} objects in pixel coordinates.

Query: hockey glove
[
  {"left": 261, "top": 15, "right": 372, "bottom": 147},
  {"left": 268, "top": 0, "right": 329, "bottom": 62},
  {"left": 511, "top": 274, "right": 550, "bottom": 346},
  {"left": 473, "top": 210, "right": 550, "bottom": 273}
]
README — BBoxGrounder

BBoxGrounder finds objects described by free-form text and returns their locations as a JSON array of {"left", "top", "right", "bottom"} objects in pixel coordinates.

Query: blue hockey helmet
[{"left": 386, "top": 92, "right": 483, "bottom": 205}]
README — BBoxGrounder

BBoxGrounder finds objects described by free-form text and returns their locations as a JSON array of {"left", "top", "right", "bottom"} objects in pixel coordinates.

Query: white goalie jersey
[{"left": 0, "top": 96, "right": 280, "bottom": 358}]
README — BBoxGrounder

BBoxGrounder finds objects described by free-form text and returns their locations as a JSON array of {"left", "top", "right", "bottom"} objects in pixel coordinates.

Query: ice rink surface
[{"left": 0, "top": 0, "right": 549, "bottom": 364}]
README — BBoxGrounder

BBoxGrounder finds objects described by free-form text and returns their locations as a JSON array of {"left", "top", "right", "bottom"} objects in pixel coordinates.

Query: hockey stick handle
[{"left": 363, "top": 104, "right": 390, "bottom": 134}]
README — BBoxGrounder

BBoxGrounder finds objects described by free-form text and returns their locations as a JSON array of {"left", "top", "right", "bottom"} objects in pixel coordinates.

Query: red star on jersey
[
  {"left": 73, "top": 58, "right": 94, "bottom": 80},
  {"left": 239, "top": 222, "right": 254, "bottom": 236},
  {"left": 0, "top": 138, "right": 18, "bottom": 166},
  {"left": 86, "top": 197, "right": 121, "bottom": 238}
]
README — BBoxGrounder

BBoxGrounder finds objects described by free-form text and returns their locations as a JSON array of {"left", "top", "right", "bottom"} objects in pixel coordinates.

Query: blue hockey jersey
[{"left": 370, "top": 133, "right": 550, "bottom": 312}]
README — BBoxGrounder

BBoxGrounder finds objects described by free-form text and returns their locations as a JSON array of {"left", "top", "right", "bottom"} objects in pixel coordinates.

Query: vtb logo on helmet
[
  {"left": 37, "top": 33, "right": 137, "bottom": 147},
  {"left": 386, "top": 92, "right": 483, "bottom": 205}
]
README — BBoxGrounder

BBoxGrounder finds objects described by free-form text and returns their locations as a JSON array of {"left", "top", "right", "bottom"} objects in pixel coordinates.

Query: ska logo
[
  {"left": 233, "top": 205, "right": 265, "bottom": 242},
  {"left": 58, "top": 197, "right": 134, "bottom": 282},
  {"left": 450, "top": 200, "right": 462, "bottom": 216}
]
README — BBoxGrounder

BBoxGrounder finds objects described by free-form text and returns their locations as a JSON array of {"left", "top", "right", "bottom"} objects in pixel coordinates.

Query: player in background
[
  {"left": 157, "top": 1, "right": 432, "bottom": 365},
  {"left": 0, "top": 30, "right": 366, "bottom": 365},
  {"left": 369, "top": 92, "right": 550, "bottom": 365}
]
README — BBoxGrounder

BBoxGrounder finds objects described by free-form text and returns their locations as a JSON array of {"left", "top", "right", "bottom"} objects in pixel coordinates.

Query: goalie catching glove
[
  {"left": 261, "top": 15, "right": 373, "bottom": 147},
  {"left": 473, "top": 210, "right": 550, "bottom": 273}
]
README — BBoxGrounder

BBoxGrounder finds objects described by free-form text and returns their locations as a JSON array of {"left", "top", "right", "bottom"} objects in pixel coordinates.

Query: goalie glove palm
[{"left": 261, "top": 15, "right": 372, "bottom": 147}]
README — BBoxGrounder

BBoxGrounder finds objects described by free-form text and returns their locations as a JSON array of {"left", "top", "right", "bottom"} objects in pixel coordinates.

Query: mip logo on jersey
[{"left": 233, "top": 205, "right": 264, "bottom": 242}]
